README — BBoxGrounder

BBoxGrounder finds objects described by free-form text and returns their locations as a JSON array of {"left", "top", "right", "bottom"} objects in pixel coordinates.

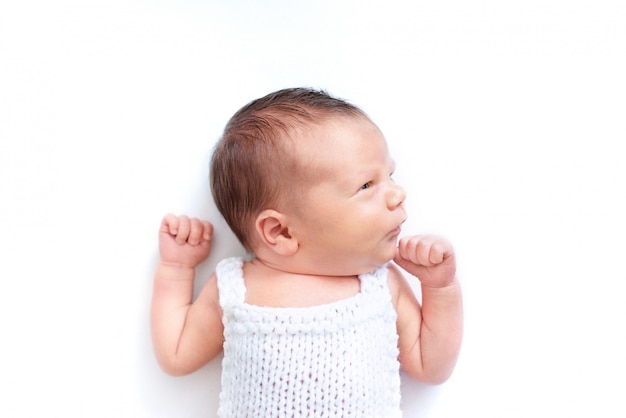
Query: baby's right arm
[{"left": 150, "top": 214, "right": 224, "bottom": 376}]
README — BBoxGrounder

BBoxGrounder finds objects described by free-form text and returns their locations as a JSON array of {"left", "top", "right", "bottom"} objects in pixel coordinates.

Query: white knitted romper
[{"left": 216, "top": 257, "right": 402, "bottom": 418}]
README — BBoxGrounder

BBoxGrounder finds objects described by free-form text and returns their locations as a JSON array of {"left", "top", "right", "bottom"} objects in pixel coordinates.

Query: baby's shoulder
[{"left": 385, "top": 263, "right": 415, "bottom": 306}]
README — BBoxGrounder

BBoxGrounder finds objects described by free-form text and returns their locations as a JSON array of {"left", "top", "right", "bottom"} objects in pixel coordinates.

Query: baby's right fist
[{"left": 159, "top": 214, "right": 213, "bottom": 269}]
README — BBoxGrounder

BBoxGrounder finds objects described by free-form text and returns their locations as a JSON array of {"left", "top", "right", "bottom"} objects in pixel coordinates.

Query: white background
[{"left": 1, "top": 1, "right": 625, "bottom": 417}]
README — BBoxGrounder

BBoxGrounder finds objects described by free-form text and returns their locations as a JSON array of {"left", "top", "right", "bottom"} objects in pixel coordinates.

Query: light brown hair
[{"left": 210, "top": 87, "right": 366, "bottom": 251}]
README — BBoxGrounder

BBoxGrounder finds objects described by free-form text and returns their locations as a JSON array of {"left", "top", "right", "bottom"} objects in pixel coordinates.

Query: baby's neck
[{"left": 241, "top": 258, "right": 361, "bottom": 308}]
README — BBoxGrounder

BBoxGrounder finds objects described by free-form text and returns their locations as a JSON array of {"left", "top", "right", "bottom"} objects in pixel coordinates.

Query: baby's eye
[{"left": 360, "top": 182, "right": 371, "bottom": 190}]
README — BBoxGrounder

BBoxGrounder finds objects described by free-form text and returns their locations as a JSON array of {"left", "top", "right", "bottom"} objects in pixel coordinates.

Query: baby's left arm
[{"left": 391, "top": 235, "right": 463, "bottom": 384}]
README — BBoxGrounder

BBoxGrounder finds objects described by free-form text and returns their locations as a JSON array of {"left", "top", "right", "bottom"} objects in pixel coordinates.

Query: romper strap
[
  {"left": 216, "top": 256, "right": 247, "bottom": 309},
  {"left": 359, "top": 263, "right": 390, "bottom": 295}
]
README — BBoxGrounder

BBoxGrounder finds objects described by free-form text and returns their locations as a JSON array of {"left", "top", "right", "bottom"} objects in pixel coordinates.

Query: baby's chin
[
  {"left": 363, "top": 250, "right": 398, "bottom": 273},
  {"left": 382, "top": 241, "right": 400, "bottom": 263}
]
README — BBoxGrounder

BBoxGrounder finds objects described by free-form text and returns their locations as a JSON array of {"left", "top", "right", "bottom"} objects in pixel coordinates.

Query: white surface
[{"left": 1, "top": 1, "right": 625, "bottom": 417}]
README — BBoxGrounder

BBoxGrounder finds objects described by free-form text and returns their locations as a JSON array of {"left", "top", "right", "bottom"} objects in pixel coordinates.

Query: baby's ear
[{"left": 254, "top": 209, "right": 298, "bottom": 256}]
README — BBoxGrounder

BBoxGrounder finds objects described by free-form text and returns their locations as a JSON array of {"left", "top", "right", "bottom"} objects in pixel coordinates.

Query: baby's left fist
[{"left": 394, "top": 235, "right": 456, "bottom": 288}]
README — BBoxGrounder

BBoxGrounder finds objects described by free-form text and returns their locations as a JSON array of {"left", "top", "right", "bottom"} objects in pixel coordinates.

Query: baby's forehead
[{"left": 287, "top": 115, "right": 389, "bottom": 172}]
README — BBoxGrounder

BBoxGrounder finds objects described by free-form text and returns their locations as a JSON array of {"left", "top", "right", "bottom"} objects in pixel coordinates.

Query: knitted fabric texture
[{"left": 216, "top": 257, "right": 402, "bottom": 418}]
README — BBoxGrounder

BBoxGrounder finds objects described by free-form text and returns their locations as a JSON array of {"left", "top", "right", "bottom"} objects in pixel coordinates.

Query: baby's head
[{"left": 210, "top": 87, "right": 368, "bottom": 251}]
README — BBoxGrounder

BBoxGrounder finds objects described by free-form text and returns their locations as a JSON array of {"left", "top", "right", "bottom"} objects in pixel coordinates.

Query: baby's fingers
[
  {"left": 397, "top": 236, "right": 426, "bottom": 264},
  {"left": 160, "top": 213, "right": 179, "bottom": 236},
  {"left": 398, "top": 235, "right": 451, "bottom": 266},
  {"left": 160, "top": 214, "right": 191, "bottom": 244},
  {"left": 427, "top": 241, "right": 446, "bottom": 265},
  {"left": 396, "top": 236, "right": 416, "bottom": 263},
  {"left": 173, "top": 215, "right": 192, "bottom": 244},
  {"left": 426, "top": 238, "right": 454, "bottom": 266},
  {"left": 201, "top": 220, "right": 214, "bottom": 241},
  {"left": 187, "top": 218, "right": 213, "bottom": 245},
  {"left": 414, "top": 237, "right": 440, "bottom": 266}
]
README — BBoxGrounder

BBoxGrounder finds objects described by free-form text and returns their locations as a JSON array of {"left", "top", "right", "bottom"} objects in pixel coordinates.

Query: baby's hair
[{"left": 210, "top": 87, "right": 366, "bottom": 251}]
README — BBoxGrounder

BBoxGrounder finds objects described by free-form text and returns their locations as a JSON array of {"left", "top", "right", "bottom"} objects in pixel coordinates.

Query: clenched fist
[
  {"left": 394, "top": 235, "right": 456, "bottom": 288},
  {"left": 159, "top": 214, "right": 213, "bottom": 269}
]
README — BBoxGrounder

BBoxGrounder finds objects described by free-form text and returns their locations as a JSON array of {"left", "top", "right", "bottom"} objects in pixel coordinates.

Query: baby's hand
[
  {"left": 393, "top": 235, "right": 456, "bottom": 288},
  {"left": 159, "top": 214, "right": 213, "bottom": 269}
]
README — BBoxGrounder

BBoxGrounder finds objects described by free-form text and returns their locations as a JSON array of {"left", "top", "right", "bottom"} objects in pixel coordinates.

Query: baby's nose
[{"left": 387, "top": 182, "right": 406, "bottom": 209}]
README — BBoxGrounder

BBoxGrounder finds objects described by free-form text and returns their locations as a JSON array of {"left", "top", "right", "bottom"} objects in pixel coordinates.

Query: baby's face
[{"left": 288, "top": 116, "right": 407, "bottom": 275}]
